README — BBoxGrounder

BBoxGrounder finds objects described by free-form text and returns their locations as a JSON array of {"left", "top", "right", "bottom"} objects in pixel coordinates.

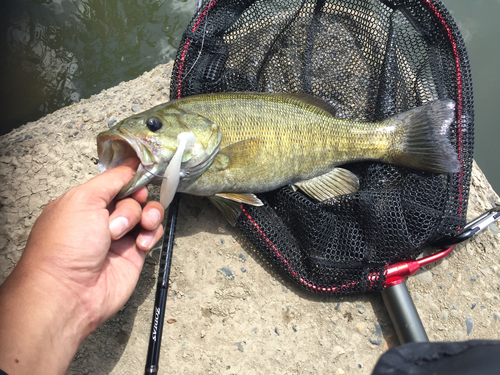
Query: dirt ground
[{"left": 0, "top": 62, "right": 499, "bottom": 375}]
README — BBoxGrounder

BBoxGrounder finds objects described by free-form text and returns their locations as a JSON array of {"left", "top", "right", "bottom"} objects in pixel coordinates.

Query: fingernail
[
  {"left": 148, "top": 209, "right": 162, "bottom": 226},
  {"left": 138, "top": 231, "right": 155, "bottom": 249},
  {"left": 109, "top": 217, "right": 129, "bottom": 238}
]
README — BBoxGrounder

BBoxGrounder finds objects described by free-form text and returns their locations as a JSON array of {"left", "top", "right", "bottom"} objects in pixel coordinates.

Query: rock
[
  {"left": 331, "top": 345, "right": 345, "bottom": 359},
  {"left": 1, "top": 60, "right": 500, "bottom": 375},
  {"left": 107, "top": 118, "right": 117, "bottom": 127},
  {"left": 416, "top": 270, "right": 433, "bottom": 283},
  {"left": 218, "top": 267, "right": 234, "bottom": 280},
  {"left": 466, "top": 317, "right": 474, "bottom": 336},
  {"left": 355, "top": 322, "right": 365, "bottom": 333},
  {"left": 369, "top": 322, "right": 383, "bottom": 346},
  {"left": 494, "top": 313, "right": 500, "bottom": 323}
]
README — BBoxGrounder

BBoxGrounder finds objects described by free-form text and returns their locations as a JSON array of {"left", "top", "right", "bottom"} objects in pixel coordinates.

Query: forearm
[{"left": 0, "top": 262, "right": 90, "bottom": 375}]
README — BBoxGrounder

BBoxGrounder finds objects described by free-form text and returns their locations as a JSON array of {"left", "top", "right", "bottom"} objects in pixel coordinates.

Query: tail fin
[{"left": 388, "top": 99, "right": 460, "bottom": 174}]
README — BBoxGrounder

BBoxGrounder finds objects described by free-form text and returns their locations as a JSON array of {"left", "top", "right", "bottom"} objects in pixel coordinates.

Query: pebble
[
  {"left": 494, "top": 313, "right": 500, "bottom": 323},
  {"left": 356, "top": 304, "right": 366, "bottom": 314},
  {"left": 417, "top": 270, "right": 433, "bottom": 283},
  {"left": 480, "top": 267, "right": 491, "bottom": 277},
  {"left": 131, "top": 104, "right": 143, "bottom": 112},
  {"left": 334, "top": 369, "right": 345, "bottom": 375},
  {"left": 471, "top": 303, "right": 476, "bottom": 309},
  {"left": 275, "top": 327, "right": 280, "bottom": 336},
  {"left": 369, "top": 322, "right": 383, "bottom": 345},
  {"left": 237, "top": 342, "right": 244, "bottom": 352},
  {"left": 331, "top": 345, "right": 345, "bottom": 359},
  {"left": 489, "top": 223, "right": 499, "bottom": 234},
  {"left": 107, "top": 118, "right": 117, "bottom": 126},
  {"left": 239, "top": 253, "right": 246, "bottom": 262},
  {"left": 218, "top": 267, "right": 234, "bottom": 280},
  {"left": 465, "top": 317, "right": 474, "bottom": 336},
  {"left": 355, "top": 323, "right": 365, "bottom": 333},
  {"left": 241, "top": 267, "right": 247, "bottom": 273},
  {"left": 470, "top": 275, "right": 477, "bottom": 281}
]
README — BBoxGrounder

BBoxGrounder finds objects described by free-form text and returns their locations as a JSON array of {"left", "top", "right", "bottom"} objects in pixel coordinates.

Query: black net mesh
[{"left": 170, "top": 0, "right": 474, "bottom": 294}]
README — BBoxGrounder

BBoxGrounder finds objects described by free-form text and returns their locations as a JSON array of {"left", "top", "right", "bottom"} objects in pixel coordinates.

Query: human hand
[{"left": 0, "top": 159, "right": 164, "bottom": 374}]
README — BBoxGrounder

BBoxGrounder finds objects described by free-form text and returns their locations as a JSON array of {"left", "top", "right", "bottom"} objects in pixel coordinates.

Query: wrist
[{"left": 0, "top": 261, "right": 91, "bottom": 374}]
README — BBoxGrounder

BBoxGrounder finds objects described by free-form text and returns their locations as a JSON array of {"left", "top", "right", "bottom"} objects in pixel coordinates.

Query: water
[
  {"left": 440, "top": 0, "right": 500, "bottom": 194},
  {"left": 0, "top": 0, "right": 498, "bottom": 193},
  {"left": 0, "top": 0, "right": 196, "bottom": 136}
]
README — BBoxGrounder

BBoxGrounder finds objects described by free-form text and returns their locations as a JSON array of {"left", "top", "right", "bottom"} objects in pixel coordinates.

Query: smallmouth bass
[{"left": 97, "top": 92, "right": 458, "bottom": 224}]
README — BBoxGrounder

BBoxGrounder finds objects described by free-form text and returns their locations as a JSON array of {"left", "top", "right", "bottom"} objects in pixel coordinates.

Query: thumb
[{"left": 83, "top": 158, "right": 140, "bottom": 208}]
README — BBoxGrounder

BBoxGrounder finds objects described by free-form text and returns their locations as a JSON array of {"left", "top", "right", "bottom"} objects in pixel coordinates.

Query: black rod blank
[{"left": 145, "top": 194, "right": 180, "bottom": 374}]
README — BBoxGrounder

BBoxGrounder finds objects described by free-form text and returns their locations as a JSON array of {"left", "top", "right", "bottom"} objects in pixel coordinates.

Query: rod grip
[{"left": 381, "top": 281, "right": 429, "bottom": 344}]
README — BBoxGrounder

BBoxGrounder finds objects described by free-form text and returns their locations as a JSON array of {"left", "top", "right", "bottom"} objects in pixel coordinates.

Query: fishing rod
[{"left": 145, "top": 194, "right": 180, "bottom": 375}]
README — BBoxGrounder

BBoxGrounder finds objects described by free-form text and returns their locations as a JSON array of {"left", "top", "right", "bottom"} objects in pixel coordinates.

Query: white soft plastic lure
[{"left": 159, "top": 132, "right": 197, "bottom": 208}]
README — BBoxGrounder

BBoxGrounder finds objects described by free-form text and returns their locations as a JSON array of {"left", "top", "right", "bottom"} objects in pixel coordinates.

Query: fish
[{"left": 97, "top": 92, "right": 459, "bottom": 224}]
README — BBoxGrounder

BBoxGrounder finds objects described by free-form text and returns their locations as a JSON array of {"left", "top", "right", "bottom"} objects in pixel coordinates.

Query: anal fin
[
  {"left": 293, "top": 168, "right": 359, "bottom": 202},
  {"left": 209, "top": 193, "right": 263, "bottom": 226}
]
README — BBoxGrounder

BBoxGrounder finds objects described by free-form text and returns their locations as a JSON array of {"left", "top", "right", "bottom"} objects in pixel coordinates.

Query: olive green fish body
[{"left": 171, "top": 93, "right": 392, "bottom": 196}]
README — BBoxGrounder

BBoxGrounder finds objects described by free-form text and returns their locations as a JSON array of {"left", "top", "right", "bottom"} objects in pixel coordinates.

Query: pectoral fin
[
  {"left": 220, "top": 138, "right": 264, "bottom": 168},
  {"left": 293, "top": 168, "right": 359, "bottom": 202},
  {"left": 209, "top": 193, "right": 263, "bottom": 226}
]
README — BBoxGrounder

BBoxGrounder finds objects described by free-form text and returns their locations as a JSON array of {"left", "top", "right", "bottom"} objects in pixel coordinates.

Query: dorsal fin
[{"left": 279, "top": 93, "right": 337, "bottom": 117}]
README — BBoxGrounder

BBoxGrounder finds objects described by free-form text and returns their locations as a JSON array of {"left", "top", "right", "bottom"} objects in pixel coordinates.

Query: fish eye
[{"left": 146, "top": 116, "right": 163, "bottom": 132}]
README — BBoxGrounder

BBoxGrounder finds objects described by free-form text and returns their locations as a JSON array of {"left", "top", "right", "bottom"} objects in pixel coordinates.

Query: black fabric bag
[{"left": 372, "top": 340, "right": 500, "bottom": 375}]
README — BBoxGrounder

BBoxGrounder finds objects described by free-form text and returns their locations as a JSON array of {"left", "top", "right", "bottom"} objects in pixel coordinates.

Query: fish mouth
[{"left": 97, "top": 129, "right": 164, "bottom": 198}]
